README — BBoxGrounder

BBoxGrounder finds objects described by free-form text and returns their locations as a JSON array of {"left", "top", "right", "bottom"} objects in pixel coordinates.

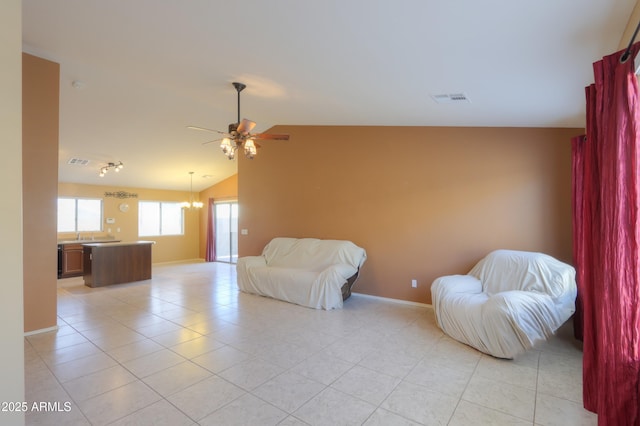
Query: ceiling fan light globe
[
  {"left": 244, "top": 139, "right": 257, "bottom": 159},
  {"left": 220, "top": 138, "right": 233, "bottom": 154}
]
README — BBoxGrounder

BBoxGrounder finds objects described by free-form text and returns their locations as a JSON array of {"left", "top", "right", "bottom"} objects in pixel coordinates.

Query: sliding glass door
[{"left": 215, "top": 202, "right": 238, "bottom": 263}]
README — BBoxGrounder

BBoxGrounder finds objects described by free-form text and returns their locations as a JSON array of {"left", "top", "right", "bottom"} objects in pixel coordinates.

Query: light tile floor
[{"left": 24, "top": 261, "right": 597, "bottom": 425}]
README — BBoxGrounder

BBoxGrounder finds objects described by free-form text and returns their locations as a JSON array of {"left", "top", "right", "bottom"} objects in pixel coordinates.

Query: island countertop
[{"left": 82, "top": 240, "right": 155, "bottom": 248}]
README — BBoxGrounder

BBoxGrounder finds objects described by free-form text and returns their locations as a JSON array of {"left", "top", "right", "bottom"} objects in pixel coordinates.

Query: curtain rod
[{"left": 620, "top": 19, "right": 640, "bottom": 63}]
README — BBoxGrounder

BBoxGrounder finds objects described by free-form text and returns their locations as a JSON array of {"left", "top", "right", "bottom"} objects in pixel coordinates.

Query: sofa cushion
[{"left": 263, "top": 237, "right": 366, "bottom": 272}]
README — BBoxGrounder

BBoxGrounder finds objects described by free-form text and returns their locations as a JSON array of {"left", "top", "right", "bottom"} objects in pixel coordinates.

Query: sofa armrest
[
  {"left": 236, "top": 255, "right": 267, "bottom": 291},
  {"left": 237, "top": 255, "right": 267, "bottom": 269},
  {"left": 318, "top": 263, "right": 358, "bottom": 282}
]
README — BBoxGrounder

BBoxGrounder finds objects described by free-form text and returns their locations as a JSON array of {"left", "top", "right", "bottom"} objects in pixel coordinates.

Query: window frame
[
  {"left": 57, "top": 197, "right": 104, "bottom": 233},
  {"left": 138, "top": 200, "right": 185, "bottom": 237}
]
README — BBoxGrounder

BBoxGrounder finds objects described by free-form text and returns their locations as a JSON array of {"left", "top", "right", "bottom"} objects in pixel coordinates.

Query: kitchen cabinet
[
  {"left": 57, "top": 239, "right": 121, "bottom": 278},
  {"left": 59, "top": 243, "right": 84, "bottom": 278}
]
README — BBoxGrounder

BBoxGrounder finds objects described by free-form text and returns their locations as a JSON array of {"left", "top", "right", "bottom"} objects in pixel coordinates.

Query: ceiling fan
[{"left": 188, "top": 82, "right": 290, "bottom": 160}]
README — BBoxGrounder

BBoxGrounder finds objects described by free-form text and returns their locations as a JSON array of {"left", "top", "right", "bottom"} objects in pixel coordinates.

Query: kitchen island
[
  {"left": 58, "top": 238, "right": 121, "bottom": 278},
  {"left": 83, "top": 241, "right": 154, "bottom": 287}
]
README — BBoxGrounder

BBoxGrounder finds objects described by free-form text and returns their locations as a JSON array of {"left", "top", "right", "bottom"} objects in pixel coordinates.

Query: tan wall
[
  {"left": 198, "top": 174, "right": 238, "bottom": 259},
  {"left": 619, "top": 1, "right": 640, "bottom": 50},
  {"left": 58, "top": 183, "right": 200, "bottom": 264},
  {"left": 23, "top": 53, "right": 59, "bottom": 332},
  {"left": 238, "top": 125, "right": 578, "bottom": 304},
  {"left": 1, "top": 1, "right": 25, "bottom": 421}
]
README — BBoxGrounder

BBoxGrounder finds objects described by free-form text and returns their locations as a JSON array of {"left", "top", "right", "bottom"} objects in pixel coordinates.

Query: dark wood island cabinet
[{"left": 83, "top": 241, "right": 154, "bottom": 287}]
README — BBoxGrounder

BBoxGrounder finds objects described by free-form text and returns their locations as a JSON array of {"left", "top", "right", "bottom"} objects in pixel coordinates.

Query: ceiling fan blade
[
  {"left": 236, "top": 119, "right": 256, "bottom": 135},
  {"left": 201, "top": 138, "right": 222, "bottom": 146},
  {"left": 253, "top": 133, "right": 290, "bottom": 141},
  {"left": 187, "top": 125, "right": 227, "bottom": 135}
]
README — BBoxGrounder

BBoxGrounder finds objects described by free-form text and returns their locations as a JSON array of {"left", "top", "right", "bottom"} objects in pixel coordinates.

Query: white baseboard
[
  {"left": 351, "top": 292, "right": 433, "bottom": 309},
  {"left": 24, "top": 325, "right": 58, "bottom": 337}
]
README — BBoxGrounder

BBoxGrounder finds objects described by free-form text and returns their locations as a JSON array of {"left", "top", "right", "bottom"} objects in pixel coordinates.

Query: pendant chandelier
[{"left": 181, "top": 172, "right": 203, "bottom": 209}]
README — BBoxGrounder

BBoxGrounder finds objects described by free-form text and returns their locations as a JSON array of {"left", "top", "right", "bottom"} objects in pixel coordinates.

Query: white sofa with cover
[
  {"left": 236, "top": 237, "right": 367, "bottom": 310},
  {"left": 431, "top": 249, "right": 577, "bottom": 359}
]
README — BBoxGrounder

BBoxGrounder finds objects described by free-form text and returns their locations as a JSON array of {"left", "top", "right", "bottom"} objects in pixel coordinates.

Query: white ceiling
[{"left": 22, "top": 0, "right": 636, "bottom": 191}]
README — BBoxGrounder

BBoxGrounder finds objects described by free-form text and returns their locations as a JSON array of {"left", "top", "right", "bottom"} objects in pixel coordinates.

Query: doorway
[{"left": 215, "top": 201, "right": 238, "bottom": 263}]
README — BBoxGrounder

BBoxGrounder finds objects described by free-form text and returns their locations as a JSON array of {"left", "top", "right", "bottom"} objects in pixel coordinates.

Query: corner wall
[
  {"left": 23, "top": 53, "right": 59, "bottom": 333},
  {"left": 0, "top": 0, "right": 25, "bottom": 423},
  {"left": 238, "top": 125, "right": 578, "bottom": 304}
]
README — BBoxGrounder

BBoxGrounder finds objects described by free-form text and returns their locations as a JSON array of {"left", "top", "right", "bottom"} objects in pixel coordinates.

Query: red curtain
[
  {"left": 572, "top": 43, "right": 640, "bottom": 425},
  {"left": 205, "top": 198, "right": 216, "bottom": 262},
  {"left": 571, "top": 134, "right": 586, "bottom": 343}
]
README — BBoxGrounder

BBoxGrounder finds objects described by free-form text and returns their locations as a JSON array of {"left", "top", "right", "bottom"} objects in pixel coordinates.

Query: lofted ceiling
[{"left": 22, "top": 0, "right": 637, "bottom": 191}]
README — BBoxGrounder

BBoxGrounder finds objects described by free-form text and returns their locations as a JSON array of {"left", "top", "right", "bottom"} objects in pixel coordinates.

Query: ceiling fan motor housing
[{"left": 226, "top": 122, "right": 244, "bottom": 151}]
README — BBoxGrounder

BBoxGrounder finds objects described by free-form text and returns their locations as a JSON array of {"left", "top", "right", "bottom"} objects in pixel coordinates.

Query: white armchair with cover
[{"left": 430, "top": 249, "right": 577, "bottom": 359}]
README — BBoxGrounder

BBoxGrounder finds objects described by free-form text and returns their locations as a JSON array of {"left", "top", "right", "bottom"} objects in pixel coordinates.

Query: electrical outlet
[{"left": 411, "top": 279, "right": 417, "bottom": 288}]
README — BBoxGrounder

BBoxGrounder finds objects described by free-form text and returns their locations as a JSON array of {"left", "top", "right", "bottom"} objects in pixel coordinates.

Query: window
[
  {"left": 215, "top": 202, "right": 238, "bottom": 263},
  {"left": 57, "top": 197, "right": 103, "bottom": 232},
  {"left": 138, "top": 201, "right": 184, "bottom": 236}
]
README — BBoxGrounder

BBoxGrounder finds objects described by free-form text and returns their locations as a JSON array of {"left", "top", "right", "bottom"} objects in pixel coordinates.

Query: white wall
[{"left": 0, "top": 1, "right": 25, "bottom": 425}]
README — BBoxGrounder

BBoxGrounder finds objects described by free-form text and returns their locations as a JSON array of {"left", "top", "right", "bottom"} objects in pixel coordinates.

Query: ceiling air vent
[
  {"left": 431, "top": 93, "right": 471, "bottom": 104},
  {"left": 67, "top": 158, "right": 90, "bottom": 166}
]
